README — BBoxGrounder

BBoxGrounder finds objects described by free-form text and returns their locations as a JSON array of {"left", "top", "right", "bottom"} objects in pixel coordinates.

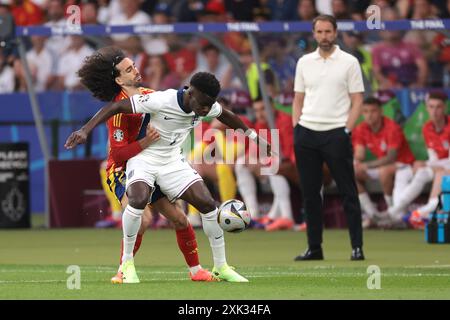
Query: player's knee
[
  {"left": 196, "top": 197, "right": 216, "bottom": 213},
  {"left": 414, "top": 167, "right": 434, "bottom": 184},
  {"left": 127, "top": 194, "right": 149, "bottom": 210},
  {"left": 126, "top": 183, "right": 151, "bottom": 209}
]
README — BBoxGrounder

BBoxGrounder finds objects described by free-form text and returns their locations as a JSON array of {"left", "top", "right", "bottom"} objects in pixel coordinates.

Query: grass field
[{"left": 1, "top": 227, "right": 450, "bottom": 300}]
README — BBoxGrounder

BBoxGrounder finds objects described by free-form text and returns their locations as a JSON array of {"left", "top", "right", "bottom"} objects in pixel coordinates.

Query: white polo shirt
[{"left": 294, "top": 45, "right": 364, "bottom": 131}]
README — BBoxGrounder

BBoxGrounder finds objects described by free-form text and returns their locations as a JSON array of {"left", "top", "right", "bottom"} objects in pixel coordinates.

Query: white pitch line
[{"left": 1, "top": 272, "right": 450, "bottom": 285}]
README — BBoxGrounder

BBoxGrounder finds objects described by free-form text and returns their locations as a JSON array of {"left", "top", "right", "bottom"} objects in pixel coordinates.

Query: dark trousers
[{"left": 294, "top": 124, "right": 363, "bottom": 249}]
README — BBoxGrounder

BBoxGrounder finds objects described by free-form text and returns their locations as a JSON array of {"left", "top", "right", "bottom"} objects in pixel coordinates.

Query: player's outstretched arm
[
  {"left": 64, "top": 99, "right": 133, "bottom": 149},
  {"left": 217, "top": 108, "right": 272, "bottom": 156}
]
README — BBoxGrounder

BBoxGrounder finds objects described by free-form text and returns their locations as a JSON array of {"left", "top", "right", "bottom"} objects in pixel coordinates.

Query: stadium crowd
[{"left": 0, "top": 0, "right": 449, "bottom": 231}]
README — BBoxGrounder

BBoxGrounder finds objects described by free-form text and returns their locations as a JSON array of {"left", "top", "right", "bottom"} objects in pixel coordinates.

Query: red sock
[
  {"left": 119, "top": 234, "right": 144, "bottom": 264},
  {"left": 176, "top": 224, "right": 200, "bottom": 267}
]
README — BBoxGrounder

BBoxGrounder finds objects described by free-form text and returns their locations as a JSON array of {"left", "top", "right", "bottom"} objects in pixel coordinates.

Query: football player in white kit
[{"left": 66, "top": 72, "right": 271, "bottom": 283}]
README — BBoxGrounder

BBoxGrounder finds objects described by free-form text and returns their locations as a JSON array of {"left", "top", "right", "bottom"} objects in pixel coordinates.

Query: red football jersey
[
  {"left": 106, "top": 88, "right": 154, "bottom": 173},
  {"left": 422, "top": 116, "right": 450, "bottom": 160},
  {"left": 352, "top": 116, "right": 415, "bottom": 165}
]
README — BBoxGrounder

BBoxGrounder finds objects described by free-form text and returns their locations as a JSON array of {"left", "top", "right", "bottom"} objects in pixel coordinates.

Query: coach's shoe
[
  {"left": 351, "top": 247, "right": 365, "bottom": 261},
  {"left": 190, "top": 268, "right": 217, "bottom": 282},
  {"left": 212, "top": 264, "right": 249, "bottom": 282},
  {"left": 294, "top": 247, "right": 324, "bottom": 261},
  {"left": 121, "top": 260, "right": 140, "bottom": 284}
]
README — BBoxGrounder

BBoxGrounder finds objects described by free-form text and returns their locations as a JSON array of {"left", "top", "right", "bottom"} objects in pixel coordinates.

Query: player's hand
[
  {"left": 64, "top": 128, "right": 87, "bottom": 149},
  {"left": 354, "top": 161, "right": 367, "bottom": 172},
  {"left": 145, "top": 124, "right": 160, "bottom": 144}
]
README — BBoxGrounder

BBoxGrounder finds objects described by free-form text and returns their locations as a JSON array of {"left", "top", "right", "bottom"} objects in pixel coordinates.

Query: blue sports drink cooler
[{"left": 425, "top": 176, "right": 450, "bottom": 244}]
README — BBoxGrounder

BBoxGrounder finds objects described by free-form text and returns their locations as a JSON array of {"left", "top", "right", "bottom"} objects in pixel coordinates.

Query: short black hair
[
  {"left": 77, "top": 46, "right": 126, "bottom": 102},
  {"left": 312, "top": 14, "right": 337, "bottom": 31},
  {"left": 190, "top": 72, "right": 221, "bottom": 99},
  {"left": 201, "top": 44, "right": 220, "bottom": 54},
  {"left": 427, "top": 90, "right": 448, "bottom": 103},
  {"left": 363, "top": 96, "right": 382, "bottom": 107}
]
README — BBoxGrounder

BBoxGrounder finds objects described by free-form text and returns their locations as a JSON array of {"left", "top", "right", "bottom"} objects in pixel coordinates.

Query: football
[{"left": 217, "top": 199, "right": 251, "bottom": 233}]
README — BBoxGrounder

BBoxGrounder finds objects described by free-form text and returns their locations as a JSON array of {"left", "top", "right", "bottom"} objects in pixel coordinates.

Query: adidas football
[{"left": 217, "top": 199, "right": 251, "bottom": 233}]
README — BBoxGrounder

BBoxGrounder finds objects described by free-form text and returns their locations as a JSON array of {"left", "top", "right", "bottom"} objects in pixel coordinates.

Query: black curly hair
[
  {"left": 190, "top": 72, "right": 221, "bottom": 99},
  {"left": 77, "top": 46, "right": 126, "bottom": 102}
]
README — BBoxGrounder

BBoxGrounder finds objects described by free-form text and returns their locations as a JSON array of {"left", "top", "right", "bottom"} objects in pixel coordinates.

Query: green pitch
[{"left": 1, "top": 228, "right": 450, "bottom": 299}]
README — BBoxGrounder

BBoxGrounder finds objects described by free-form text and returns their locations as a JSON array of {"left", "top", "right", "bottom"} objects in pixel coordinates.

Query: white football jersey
[{"left": 130, "top": 88, "right": 222, "bottom": 164}]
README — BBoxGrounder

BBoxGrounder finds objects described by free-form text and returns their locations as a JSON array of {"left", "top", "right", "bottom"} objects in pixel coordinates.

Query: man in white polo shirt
[{"left": 292, "top": 15, "right": 365, "bottom": 261}]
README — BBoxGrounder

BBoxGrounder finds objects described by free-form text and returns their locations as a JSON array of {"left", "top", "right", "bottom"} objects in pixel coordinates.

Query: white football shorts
[{"left": 125, "top": 156, "right": 203, "bottom": 202}]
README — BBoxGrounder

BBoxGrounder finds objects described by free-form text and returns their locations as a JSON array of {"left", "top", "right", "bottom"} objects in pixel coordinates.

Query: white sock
[
  {"left": 235, "top": 163, "right": 259, "bottom": 218},
  {"left": 189, "top": 265, "right": 202, "bottom": 275},
  {"left": 417, "top": 197, "right": 439, "bottom": 219},
  {"left": 200, "top": 208, "right": 227, "bottom": 269},
  {"left": 269, "top": 175, "right": 293, "bottom": 220},
  {"left": 121, "top": 205, "right": 143, "bottom": 263},
  {"left": 392, "top": 166, "right": 414, "bottom": 206},
  {"left": 358, "top": 192, "right": 378, "bottom": 217},
  {"left": 267, "top": 197, "right": 280, "bottom": 220},
  {"left": 384, "top": 195, "right": 393, "bottom": 207},
  {"left": 390, "top": 167, "right": 434, "bottom": 218}
]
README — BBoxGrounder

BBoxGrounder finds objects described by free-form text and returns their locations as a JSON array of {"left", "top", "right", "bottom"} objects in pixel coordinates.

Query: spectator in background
[
  {"left": 197, "top": 0, "right": 227, "bottom": 22},
  {"left": 264, "top": 37, "right": 297, "bottom": 93},
  {"left": 252, "top": 2, "right": 271, "bottom": 22},
  {"left": 352, "top": 97, "right": 415, "bottom": 228},
  {"left": 53, "top": 35, "right": 93, "bottom": 90},
  {"left": 224, "top": 0, "right": 259, "bottom": 21},
  {"left": 331, "top": 0, "right": 351, "bottom": 19},
  {"left": 267, "top": 0, "right": 298, "bottom": 21},
  {"left": 146, "top": 54, "right": 180, "bottom": 90},
  {"left": 404, "top": 0, "right": 440, "bottom": 86},
  {"left": 110, "top": 0, "right": 151, "bottom": 42},
  {"left": 141, "top": 2, "right": 171, "bottom": 55},
  {"left": 164, "top": 35, "right": 197, "bottom": 84},
  {"left": 98, "top": 0, "right": 124, "bottom": 24},
  {"left": 0, "top": 47, "right": 15, "bottom": 93},
  {"left": 404, "top": 0, "right": 438, "bottom": 57},
  {"left": 190, "top": 44, "right": 229, "bottom": 87},
  {"left": 44, "top": 0, "right": 71, "bottom": 58},
  {"left": 342, "top": 31, "right": 378, "bottom": 92},
  {"left": 172, "top": 0, "right": 206, "bottom": 22},
  {"left": 431, "top": 31, "right": 450, "bottom": 87},
  {"left": 296, "top": 0, "right": 318, "bottom": 21},
  {"left": 10, "top": 0, "right": 43, "bottom": 26},
  {"left": 19, "top": 36, "right": 54, "bottom": 92},
  {"left": 80, "top": 0, "right": 100, "bottom": 24},
  {"left": 151, "top": 2, "right": 172, "bottom": 24},
  {"left": 371, "top": 8, "right": 428, "bottom": 89}
]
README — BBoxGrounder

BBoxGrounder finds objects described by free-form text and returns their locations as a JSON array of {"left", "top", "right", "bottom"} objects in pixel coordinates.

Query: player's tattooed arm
[
  {"left": 64, "top": 99, "right": 133, "bottom": 149},
  {"left": 217, "top": 108, "right": 272, "bottom": 156}
]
